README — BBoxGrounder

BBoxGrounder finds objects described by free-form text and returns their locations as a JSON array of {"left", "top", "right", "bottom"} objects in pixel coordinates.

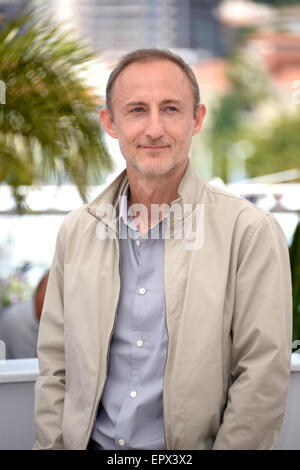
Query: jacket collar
[{"left": 86, "top": 159, "right": 205, "bottom": 230}]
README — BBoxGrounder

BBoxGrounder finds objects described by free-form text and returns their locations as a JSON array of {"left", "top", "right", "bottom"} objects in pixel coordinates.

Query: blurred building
[
  {"left": 196, "top": 1, "right": 300, "bottom": 97},
  {"left": 216, "top": 1, "right": 300, "bottom": 54},
  {"left": 187, "top": 0, "right": 223, "bottom": 55},
  {"left": 194, "top": 29, "right": 300, "bottom": 99},
  {"left": 247, "top": 31, "right": 300, "bottom": 93},
  {"left": 48, "top": 0, "right": 223, "bottom": 61}
]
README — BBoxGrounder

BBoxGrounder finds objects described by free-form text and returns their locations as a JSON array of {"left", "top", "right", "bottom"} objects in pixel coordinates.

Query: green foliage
[
  {"left": 0, "top": 273, "right": 33, "bottom": 308},
  {"left": 207, "top": 52, "right": 300, "bottom": 182},
  {"left": 0, "top": 11, "right": 113, "bottom": 211},
  {"left": 290, "top": 222, "right": 300, "bottom": 343},
  {"left": 208, "top": 53, "right": 274, "bottom": 181},
  {"left": 245, "top": 111, "right": 300, "bottom": 177}
]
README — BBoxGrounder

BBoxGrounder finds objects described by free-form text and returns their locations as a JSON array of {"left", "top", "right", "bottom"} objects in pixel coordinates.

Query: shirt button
[
  {"left": 136, "top": 240, "right": 141, "bottom": 247},
  {"left": 130, "top": 390, "right": 137, "bottom": 398},
  {"left": 118, "top": 439, "right": 125, "bottom": 446},
  {"left": 138, "top": 287, "right": 146, "bottom": 295},
  {"left": 136, "top": 340, "right": 144, "bottom": 347}
]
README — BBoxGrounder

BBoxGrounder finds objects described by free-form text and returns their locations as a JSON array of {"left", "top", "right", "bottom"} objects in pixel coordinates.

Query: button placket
[{"left": 101, "top": 195, "right": 167, "bottom": 451}]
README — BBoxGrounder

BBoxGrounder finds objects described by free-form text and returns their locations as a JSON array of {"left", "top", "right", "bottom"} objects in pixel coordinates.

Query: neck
[{"left": 126, "top": 160, "right": 188, "bottom": 236}]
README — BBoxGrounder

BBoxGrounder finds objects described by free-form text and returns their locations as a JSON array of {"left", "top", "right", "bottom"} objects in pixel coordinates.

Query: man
[
  {"left": 0, "top": 271, "right": 49, "bottom": 359},
  {"left": 33, "top": 49, "right": 292, "bottom": 450}
]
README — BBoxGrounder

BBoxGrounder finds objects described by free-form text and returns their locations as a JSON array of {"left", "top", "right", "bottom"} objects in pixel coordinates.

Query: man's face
[{"left": 100, "top": 60, "right": 206, "bottom": 177}]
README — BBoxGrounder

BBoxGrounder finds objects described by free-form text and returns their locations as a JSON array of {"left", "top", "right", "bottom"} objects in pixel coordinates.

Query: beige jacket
[{"left": 33, "top": 160, "right": 292, "bottom": 450}]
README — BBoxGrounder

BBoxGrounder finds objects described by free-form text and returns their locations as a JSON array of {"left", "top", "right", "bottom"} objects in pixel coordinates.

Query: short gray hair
[{"left": 106, "top": 48, "right": 201, "bottom": 118}]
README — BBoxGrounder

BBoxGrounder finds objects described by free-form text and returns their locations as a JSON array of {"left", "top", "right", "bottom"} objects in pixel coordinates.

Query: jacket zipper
[
  {"left": 83, "top": 209, "right": 171, "bottom": 450},
  {"left": 162, "top": 308, "right": 170, "bottom": 450},
  {"left": 83, "top": 216, "right": 121, "bottom": 449}
]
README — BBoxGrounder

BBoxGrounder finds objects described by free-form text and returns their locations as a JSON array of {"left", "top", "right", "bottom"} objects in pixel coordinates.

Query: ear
[
  {"left": 192, "top": 104, "right": 206, "bottom": 136},
  {"left": 99, "top": 108, "right": 118, "bottom": 139}
]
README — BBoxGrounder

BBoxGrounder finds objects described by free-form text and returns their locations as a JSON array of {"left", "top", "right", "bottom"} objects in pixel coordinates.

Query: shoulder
[
  {"left": 199, "top": 181, "right": 285, "bottom": 259},
  {"left": 202, "top": 180, "right": 272, "bottom": 226},
  {"left": 56, "top": 203, "right": 93, "bottom": 239},
  {"left": 204, "top": 181, "right": 267, "bottom": 212}
]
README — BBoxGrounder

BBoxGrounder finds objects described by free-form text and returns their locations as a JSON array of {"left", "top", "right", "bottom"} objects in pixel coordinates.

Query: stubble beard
[
  {"left": 126, "top": 149, "right": 180, "bottom": 178},
  {"left": 131, "top": 159, "right": 176, "bottom": 177}
]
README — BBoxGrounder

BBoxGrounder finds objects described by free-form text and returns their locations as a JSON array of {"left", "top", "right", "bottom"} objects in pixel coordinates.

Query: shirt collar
[
  {"left": 118, "top": 182, "right": 172, "bottom": 237},
  {"left": 118, "top": 183, "right": 139, "bottom": 231}
]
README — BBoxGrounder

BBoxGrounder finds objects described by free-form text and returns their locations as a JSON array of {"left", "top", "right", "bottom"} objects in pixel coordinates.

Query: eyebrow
[{"left": 123, "top": 99, "right": 183, "bottom": 108}]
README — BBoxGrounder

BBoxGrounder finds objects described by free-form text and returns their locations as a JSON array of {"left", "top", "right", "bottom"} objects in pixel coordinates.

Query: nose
[{"left": 144, "top": 110, "right": 165, "bottom": 140}]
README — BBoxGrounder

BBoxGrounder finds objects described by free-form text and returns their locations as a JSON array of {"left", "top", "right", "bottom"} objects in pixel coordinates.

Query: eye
[
  {"left": 165, "top": 106, "right": 177, "bottom": 112},
  {"left": 130, "top": 107, "right": 144, "bottom": 113}
]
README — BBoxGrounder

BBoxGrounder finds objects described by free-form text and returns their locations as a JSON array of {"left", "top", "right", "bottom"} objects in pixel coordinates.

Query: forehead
[{"left": 111, "top": 60, "right": 194, "bottom": 106}]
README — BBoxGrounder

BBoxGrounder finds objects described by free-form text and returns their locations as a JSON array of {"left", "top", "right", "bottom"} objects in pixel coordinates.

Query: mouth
[{"left": 140, "top": 146, "right": 169, "bottom": 150}]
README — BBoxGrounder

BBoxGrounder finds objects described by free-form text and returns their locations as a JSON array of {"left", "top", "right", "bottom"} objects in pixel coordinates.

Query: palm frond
[{"left": 0, "top": 10, "right": 112, "bottom": 211}]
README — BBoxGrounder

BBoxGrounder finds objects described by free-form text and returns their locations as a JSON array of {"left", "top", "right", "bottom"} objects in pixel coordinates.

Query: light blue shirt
[{"left": 92, "top": 184, "right": 168, "bottom": 450}]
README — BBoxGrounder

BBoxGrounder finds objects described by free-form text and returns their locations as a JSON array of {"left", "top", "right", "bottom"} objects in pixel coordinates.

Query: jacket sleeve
[
  {"left": 32, "top": 220, "right": 67, "bottom": 450},
  {"left": 213, "top": 213, "right": 292, "bottom": 450}
]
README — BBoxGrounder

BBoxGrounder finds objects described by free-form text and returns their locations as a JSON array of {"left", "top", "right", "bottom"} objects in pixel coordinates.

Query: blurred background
[{"left": 0, "top": 0, "right": 299, "bottom": 358}]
